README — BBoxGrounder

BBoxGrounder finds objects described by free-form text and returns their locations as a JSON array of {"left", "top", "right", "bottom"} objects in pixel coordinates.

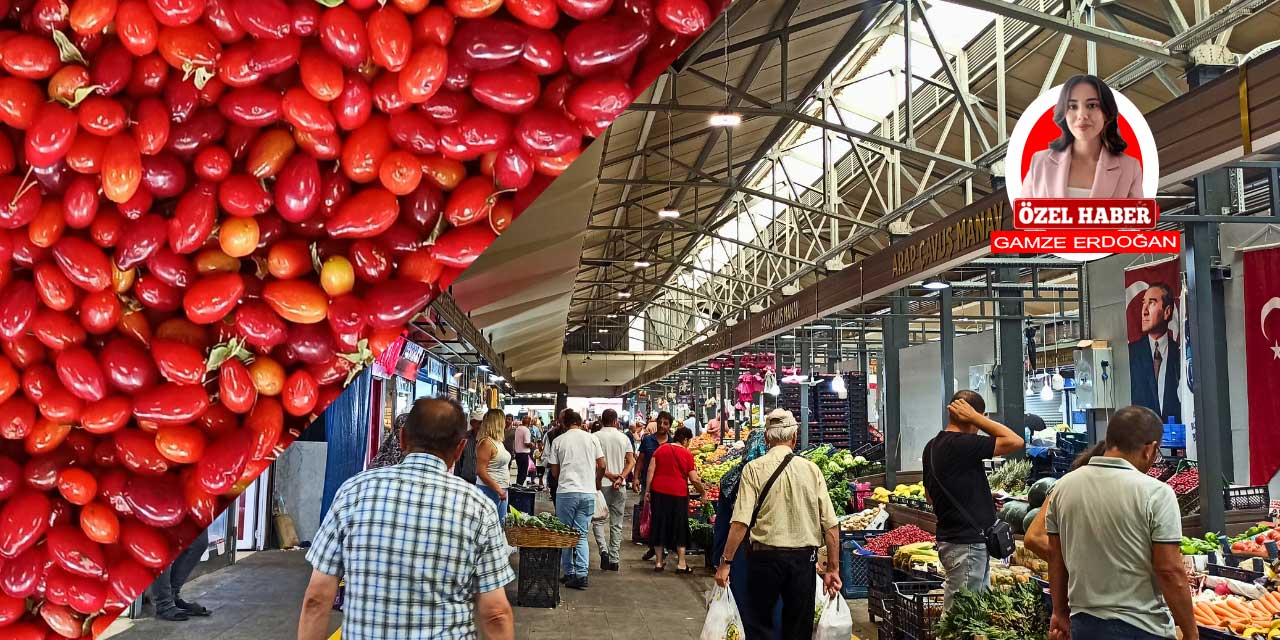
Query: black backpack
[{"left": 455, "top": 435, "right": 479, "bottom": 484}]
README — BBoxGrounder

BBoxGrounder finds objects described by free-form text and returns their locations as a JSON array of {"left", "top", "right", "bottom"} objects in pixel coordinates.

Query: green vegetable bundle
[
  {"left": 505, "top": 509, "right": 581, "bottom": 535},
  {"left": 1181, "top": 532, "right": 1222, "bottom": 555},
  {"left": 935, "top": 581, "right": 1049, "bottom": 640}
]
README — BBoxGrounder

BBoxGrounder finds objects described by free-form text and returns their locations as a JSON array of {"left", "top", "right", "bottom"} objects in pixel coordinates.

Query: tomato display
[{"left": 0, "top": 0, "right": 723, "bottom": 633}]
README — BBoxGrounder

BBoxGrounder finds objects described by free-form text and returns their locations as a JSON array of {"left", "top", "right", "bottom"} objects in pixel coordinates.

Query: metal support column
[
  {"left": 940, "top": 285, "right": 955, "bottom": 427},
  {"left": 884, "top": 294, "right": 908, "bottom": 485},
  {"left": 996, "top": 267, "right": 1025, "bottom": 458},
  {"left": 1188, "top": 170, "right": 1234, "bottom": 534},
  {"left": 800, "top": 335, "right": 811, "bottom": 450},
  {"left": 828, "top": 329, "right": 840, "bottom": 375}
]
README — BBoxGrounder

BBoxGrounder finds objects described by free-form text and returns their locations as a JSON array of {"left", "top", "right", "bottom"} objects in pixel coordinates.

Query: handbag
[
  {"left": 928, "top": 446, "right": 1014, "bottom": 559},
  {"left": 743, "top": 453, "right": 795, "bottom": 553},
  {"left": 639, "top": 499, "right": 652, "bottom": 539}
]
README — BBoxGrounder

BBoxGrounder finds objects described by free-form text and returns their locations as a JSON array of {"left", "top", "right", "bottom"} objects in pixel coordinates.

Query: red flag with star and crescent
[{"left": 1245, "top": 246, "right": 1280, "bottom": 484}]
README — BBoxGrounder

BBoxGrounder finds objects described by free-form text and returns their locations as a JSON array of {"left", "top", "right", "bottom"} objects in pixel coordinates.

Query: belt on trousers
[{"left": 750, "top": 543, "right": 817, "bottom": 554}]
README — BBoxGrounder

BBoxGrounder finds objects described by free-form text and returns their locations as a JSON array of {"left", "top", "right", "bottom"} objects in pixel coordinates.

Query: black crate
[
  {"left": 509, "top": 487, "right": 537, "bottom": 516},
  {"left": 516, "top": 547, "right": 561, "bottom": 608},
  {"left": 866, "top": 555, "right": 918, "bottom": 624},
  {"left": 1056, "top": 432, "right": 1090, "bottom": 457},
  {"left": 1225, "top": 485, "right": 1270, "bottom": 511},
  {"left": 893, "top": 581, "right": 945, "bottom": 640},
  {"left": 1199, "top": 626, "right": 1239, "bottom": 640},
  {"left": 1206, "top": 561, "right": 1266, "bottom": 583}
]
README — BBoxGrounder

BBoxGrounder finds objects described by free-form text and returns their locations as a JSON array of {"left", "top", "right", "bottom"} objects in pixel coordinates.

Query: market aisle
[
  {"left": 100, "top": 551, "right": 341, "bottom": 640},
  {"left": 508, "top": 494, "right": 878, "bottom": 639}
]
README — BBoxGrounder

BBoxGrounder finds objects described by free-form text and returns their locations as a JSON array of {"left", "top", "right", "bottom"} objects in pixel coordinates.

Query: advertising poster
[
  {"left": 1244, "top": 246, "right": 1280, "bottom": 484},
  {"left": 1123, "top": 258, "right": 1184, "bottom": 423}
]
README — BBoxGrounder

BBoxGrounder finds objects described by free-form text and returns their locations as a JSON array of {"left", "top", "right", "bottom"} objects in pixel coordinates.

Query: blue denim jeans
[
  {"left": 477, "top": 484, "right": 508, "bottom": 524},
  {"left": 937, "top": 541, "right": 990, "bottom": 612},
  {"left": 555, "top": 492, "right": 594, "bottom": 579},
  {"left": 1071, "top": 613, "right": 1172, "bottom": 639}
]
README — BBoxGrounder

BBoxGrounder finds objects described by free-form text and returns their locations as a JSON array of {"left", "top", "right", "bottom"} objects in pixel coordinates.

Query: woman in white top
[{"left": 476, "top": 409, "right": 512, "bottom": 521}]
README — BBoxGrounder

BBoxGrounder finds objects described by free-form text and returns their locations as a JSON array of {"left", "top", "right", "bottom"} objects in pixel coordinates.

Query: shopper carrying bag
[
  {"left": 592, "top": 490, "right": 608, "bottom": 521},
  {"left": 699, "top": 585, "right": 745, "bottom": 640},
  {"left": 812, "top": 577, "right": 853, "bottom": 640}
]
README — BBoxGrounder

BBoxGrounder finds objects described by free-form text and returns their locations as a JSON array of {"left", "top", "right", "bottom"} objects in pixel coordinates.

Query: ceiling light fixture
[
  {"left": 780, "top": 334, "right": 796, "bottom": 339},
  {"left": 657, "top": 207, "right": 681, "bottom": 219},
  {"left": 634, "top": 260, "right": 652, "bottom": 267},
  {"left": 618, "top": 292, "right": 631, "bottom": 298},
  {"left": 598, "top": 328, "right": 609, "bottom": 333},
  {"left": 922, "top": 276, "right": 951, "bottom": 290},
  {"left": 606, "top": 314, "right": 618, "bottom": 319},
  {"left": 709, "top": 111, "right": 741, "bottom": 127}
]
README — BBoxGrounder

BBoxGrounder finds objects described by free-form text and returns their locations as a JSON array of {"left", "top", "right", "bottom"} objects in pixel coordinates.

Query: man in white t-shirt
[
  {"left": 591, "top": 409, "right": 635, "bottom": 572},
  {"left": 683, "top": 411, "right": 699, "bottom": 435},
  {"left": 545, "top": 410, "right": 605, "bottom": 590}
]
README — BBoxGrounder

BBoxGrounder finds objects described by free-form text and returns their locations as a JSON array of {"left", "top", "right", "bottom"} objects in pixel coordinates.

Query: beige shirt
[{"left": 731, "top": 445, "right": 838, "bottom": 548}]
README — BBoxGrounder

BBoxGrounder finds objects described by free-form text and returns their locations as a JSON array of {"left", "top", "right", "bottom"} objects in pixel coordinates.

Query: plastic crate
[
  {"left": 841, "top": 541, "right": 869, "bottom": 599},
  {"left": 1162, "top": 422, "right": 1187, "bottom": 448},
  {"left": 1177, "top": 490, "right": 1201, "bottom": 517},
  {"left": 893, "top": 580, "right": 945, "bottom": 640},
  {"left": 865, "top": 555, "right": 899, "bottom": 624},
  {"left": 1225, "top": 485, "right": 1270, "bottom": 511},
  {"left": 1056, "top": 432, "right": 1089, "bottom": 457},
  {"left": 509, "top": 487, "right": 536, "bottom": 516},
  {"left": 1199, "top": 626, "right": 1239, "bottom": 640},
  {"left": 1207, "top": 560, "right": 1266, "bottom": 583},
  {"left": 515, "top": 547, "right": 560, "bottom": 608}
]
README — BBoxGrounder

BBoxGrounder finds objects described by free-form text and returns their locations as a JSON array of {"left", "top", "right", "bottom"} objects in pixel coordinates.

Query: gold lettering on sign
[
  {"left": 892, "top": 201, "right": 1005, "bottom": 278},
  {"left": 760, "top": 298, "right": 802, "bottom": 333}
]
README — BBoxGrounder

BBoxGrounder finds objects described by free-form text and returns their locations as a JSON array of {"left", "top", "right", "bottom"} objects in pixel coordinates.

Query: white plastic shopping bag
[
  {"left": 700, "top": 585, "right": 745, "bottom": 640},
  {"left": 592, "top": 490, "right": 608, "bottom": 520},
  {"left": 813, "top": 587, "right": 854, "bottom": 640}
]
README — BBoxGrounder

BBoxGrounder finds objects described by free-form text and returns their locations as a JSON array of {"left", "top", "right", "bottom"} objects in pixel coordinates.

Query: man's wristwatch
[{"left": 720, "top": 556, "right": 734, "bottom": 566}]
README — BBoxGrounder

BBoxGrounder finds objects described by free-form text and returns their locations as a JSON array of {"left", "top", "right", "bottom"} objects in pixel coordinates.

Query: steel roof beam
[
  {"left": 624, "top": 103, "right": 982, "bottom": 172},
  {"left": 942, "top": 0, "right": 1184, "bottom": 64}
]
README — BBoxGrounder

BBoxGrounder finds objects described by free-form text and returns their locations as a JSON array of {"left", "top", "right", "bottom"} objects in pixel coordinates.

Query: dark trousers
[
  {"left": 744, "top": 548, "right": 817, "bottom": 640},
  {"left": 1071, "top": 613, "right": 1172, "bottom": 639},
  {"left": 514, "top": 452, "right": 530, "bottom": 485},
  {"left": 150, "top": 528, "right": 209, "bottom": 612}
]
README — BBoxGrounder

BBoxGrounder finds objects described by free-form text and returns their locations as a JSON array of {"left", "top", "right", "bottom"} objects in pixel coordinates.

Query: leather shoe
[
  {"left": 607, "top": 561, "right": 620, "bottom": 571},
  {"left": 176, "top": 599, "right": 211, "bottom": 617},
  {"left": 641, "top": 548, "right": 655, "bottom": 561},
  {"left": 156, "top": 608, "right": 189, "bottom": 622},
  {"left": 565, "top": 576, "right": 589, "bottom": 590}
]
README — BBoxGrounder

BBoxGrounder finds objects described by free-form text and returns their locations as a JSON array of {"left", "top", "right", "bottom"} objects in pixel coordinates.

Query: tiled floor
[{"left": 103, "top": 494, "right": 880, "bottom": 639}]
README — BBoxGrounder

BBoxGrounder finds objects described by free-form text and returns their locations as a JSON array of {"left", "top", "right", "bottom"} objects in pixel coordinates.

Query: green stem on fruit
[{"left": 51, "top": 31, "right": 86, "bottom": 65}]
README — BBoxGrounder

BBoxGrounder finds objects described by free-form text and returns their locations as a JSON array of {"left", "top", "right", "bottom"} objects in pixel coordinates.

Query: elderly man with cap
[
  {"left": 715, "top": 409, "right": 841, "bottom": 640},
  {"left": 452, "top": 408, "right": 485, "bottom": 485}
]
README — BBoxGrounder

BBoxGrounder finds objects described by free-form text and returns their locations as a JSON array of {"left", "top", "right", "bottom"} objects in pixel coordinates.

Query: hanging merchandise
[{"left": 763, "top": 370, "right": 780, "bottom": 396}]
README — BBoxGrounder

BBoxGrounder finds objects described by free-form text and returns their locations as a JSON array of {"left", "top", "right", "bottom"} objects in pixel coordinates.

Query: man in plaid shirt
[{"left": 297, "top": 398, "right": 515, "bottom": 640}]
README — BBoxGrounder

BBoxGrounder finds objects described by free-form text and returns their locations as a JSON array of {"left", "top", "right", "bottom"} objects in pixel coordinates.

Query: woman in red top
[{"left": 644, "top": 426, "right": 708, "bottom": 573}]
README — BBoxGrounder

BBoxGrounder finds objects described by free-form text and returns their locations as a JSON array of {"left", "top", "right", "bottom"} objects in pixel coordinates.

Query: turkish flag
[{"left": 1245, "top": 246, "right": 1280, "bottom": 484}]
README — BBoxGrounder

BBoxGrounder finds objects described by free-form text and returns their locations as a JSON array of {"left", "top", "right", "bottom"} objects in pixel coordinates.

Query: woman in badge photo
[{"left": 1023, "top": 74, "right": 1144, "bottom": 199}]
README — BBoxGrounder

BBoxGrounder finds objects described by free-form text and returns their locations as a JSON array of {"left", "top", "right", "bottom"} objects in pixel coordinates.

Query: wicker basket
[{"left": 505, "top": 526, "right": 581, "bottom": 549}]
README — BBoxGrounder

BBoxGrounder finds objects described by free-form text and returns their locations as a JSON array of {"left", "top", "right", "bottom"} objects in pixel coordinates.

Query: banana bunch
[
  {"left": 892, "top": 483, "right": 926, "bottom": 499},
  {"left": 894, "top": 542, "right": 941, "bottom": 572},
  {"left": 1239, "top": 619, "right": 1280, "bottom": 639}
]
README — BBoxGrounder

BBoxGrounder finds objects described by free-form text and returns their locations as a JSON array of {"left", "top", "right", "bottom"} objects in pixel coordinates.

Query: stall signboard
[{"left": 425, "top": 356, "right": 446, "bottom": 383}]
